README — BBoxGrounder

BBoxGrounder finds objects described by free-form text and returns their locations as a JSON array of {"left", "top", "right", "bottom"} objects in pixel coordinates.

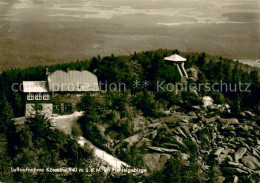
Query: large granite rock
[
  {"left": 124, "top": 133, "right": 141, "bottom": 144},
  {"left": 188, "top": 111, "right": 197, "bottom": 116},
  {"left": 241, "top": 156, "right": 260, "bottom": 170},
  {"left": 108, "top": 99, "right": 259, "bottom": 181},
  {"left": 136, "top": 138, "right": 152, "bottom": 148},
  {"left": 219, "top": 118, "right": 239, "bottom": 125},
  {"left": 147, "top": 146, "right": 178, "bottom": 153},
  {"left": 202, "top": 96, "right": 214, "bottom": 107},
  {"left": 148, "top": 123, "right": 161, "bottom": 129},
  {"left": 132, "top": 117, "right": 146, "bottom": 132},
  {"left": 150, "top": 130, "right": 158, "bottom": 140},
  {"left": 142, "top": 153, "right": 170, "bottom": 172},
  {"left": 233, "top": 175, "right": 239, "bottom": 183},
  {"left": 214, "top": 147, "right": 224, "bottom": 156},
  {"left": 204, "top": 115, "right": 220, "bottom": 123},
  {"left": 180, "top": 152, "right": 190, "bottom": 161},
  {"left": 124, "top": 133, "right": 141, "bottom": 150},
  {"left": 244, "top": 111, "right": 255, "bottom": 118},
  {"left": 234, "top": 147, "right": 247, "bottom": 162}
]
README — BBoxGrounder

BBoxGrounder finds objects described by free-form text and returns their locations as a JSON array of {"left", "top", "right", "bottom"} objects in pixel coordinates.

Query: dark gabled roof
[{"left": 47, "top": 70, "right": 99, "bottom": 92}]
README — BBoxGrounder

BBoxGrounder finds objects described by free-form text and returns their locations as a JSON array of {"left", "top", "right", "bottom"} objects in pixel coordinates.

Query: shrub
[
  {"left": 132, "top": 90, "right": 162, "bottom": 117},
  {"left": 211, "top": 92, "right": 225, "bottom": 104},
  {"left": 182, "top": 91, "right": 201, "bottom": 105}
]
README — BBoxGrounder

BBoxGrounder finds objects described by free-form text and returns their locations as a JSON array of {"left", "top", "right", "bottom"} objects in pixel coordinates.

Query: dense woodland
[
  {"left": 0, "top": 49, "right": 259, "bottom": 117},
  {"left": 0, "top": 49, "right": 259, "bottom": 182}
]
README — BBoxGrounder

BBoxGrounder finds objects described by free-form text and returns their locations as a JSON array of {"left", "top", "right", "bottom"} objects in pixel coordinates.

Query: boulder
[
  {"left": 217, "top": 176, "right": 226, "bottom": 183},
  {"left": 201, "top": 149, "right": 211, "bottom": 155},
  {"left": 236, "top": 137, "right": 246, "bottom": 142},
  {"left": 225, "top": 125, "right": 236, "bottom": 131},
  {"left": 163, "top": 110, "right": 172, "bottom": 116},
  {"left": 192, "top": 105, "right": 201, "bottom": 110},
  {"left": 227, "top": 161, "right": 255, "bottom": 173},
  {"left": 244, "top": 111, "right": 255, "bottom": 118},
  {"left": 201, "top": 164, "right": 210, "bottom": 170},
  {"left": 150, "top": 118, "right": 160, "bottom": 123},
  {"left": 172, "top": 136, "right": 187, "bottom": 149},
  {"left": 147, "top": 146, "right": 178, "bottom": 153},
  {"left": 222, "top": 148, "right": 235, "bottom": 155},
  {"left": 133, "top": 121, "right": 145, "bottom": 132},
  {"left": 132, "top": 117, "right": 146, "bottom": 132},
  {"left": 160, "top": 114, "right": 183, "bottom": 123},
  {"left": 252, "top": 148, "right": 260, "bottom": 157},
  {"left": 241, "top": 156, "right": 260, "bottom": 170},
  {"left": 157, "top": 123, "right": 168, "bottom": 130},
  {"left": 142, "top": 153, "right": 170, "bottom": 172},
  {"left": 233, "top": 175, "right": 239, "bottom": 183},
  {"left": 191, "top": 123, "right": 200, "bottom": 133},
  {"left": 234, "top": 147, "right": 247, "bottom": 162},
  {"left": 202, "top": 96, "right": 214, "bottom": 107},
  {"left": 148, "top": 123, "right": 161, "bottom": 129},
  {"left": 162, "top": 143, "right": 180, "bottom": 149},
  {"left": 239, "top": 112, "right": 246, "bottom": 117},
  {"left": 180, "top": 118, "right": 190, "bottom": 124},
  {"left": 136, "top": 138, "right": 152, "bottom": 148},
  {"left": 124, "top": 133, "right": 141, "bottom": 150},
  {"left": 176, "top": 127, "right": 187, "bottom": 138},
  {"left": 169, "top": 105, "right": 181, "bottom": 112},
  {"left": 180, "top": 153, "right": 190, "bottom": 161},
  {"left": 216, "top": 154, "right": 233, "bottom": 164},
  {"left": 180, "top": 125, "right": 192, "bottom": 137},
  {"left": 214, "top": 147, "right": 224, "bottom": 156},
  {"left": 224, "top": 104, "right": 230, "bottom": 109},
  {"left": 124, "top": 133, "right": 141, "bottom": 144},
  {"left": 219, "top": 118, "right": 240, "bottom": 125},
  {"left": 188, "top": 111, "right": 197, "bottom": 116},
  {"left": 205, "top": 115, "right": 220, "bottom": 123},
  {"left": 150, "top": 130, "right": 158, "bottom": 140}
]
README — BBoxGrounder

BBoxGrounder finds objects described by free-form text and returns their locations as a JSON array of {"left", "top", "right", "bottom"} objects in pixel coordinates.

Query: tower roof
[{"left": 164, "top": 54, "right": 186, "bottom": 62}]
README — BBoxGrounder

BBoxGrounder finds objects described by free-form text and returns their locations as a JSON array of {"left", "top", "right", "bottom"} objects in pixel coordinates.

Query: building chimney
[
  {"left": 46, "top": 68, "right": 49, "bottom": 76},
  {"left": 66, "top": 68, "right": 69, "bottom": 72}
]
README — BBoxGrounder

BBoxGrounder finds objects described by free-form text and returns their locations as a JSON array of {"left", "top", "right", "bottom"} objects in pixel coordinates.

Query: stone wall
[{"left": 25, "top": 103, "right": 53, "bottom": 118}]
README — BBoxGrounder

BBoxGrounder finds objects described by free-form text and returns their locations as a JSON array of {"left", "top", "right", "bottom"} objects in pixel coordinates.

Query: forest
[
  {"left": 0, "top": 49, "right": 259, "bottom": 182},
  {"left": 0, "top": 49, "right": 259, "bottom": 117}
]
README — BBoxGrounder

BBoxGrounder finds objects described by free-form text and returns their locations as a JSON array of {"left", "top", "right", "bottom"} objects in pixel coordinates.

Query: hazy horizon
[{"left": 0, "top": 0, "right": 259, "bottom": 70}]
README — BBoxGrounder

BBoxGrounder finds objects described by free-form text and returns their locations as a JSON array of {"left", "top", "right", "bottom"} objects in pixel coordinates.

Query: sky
[
  {"left": 1, "top": 0, "right": 259, "bottom": 23},
  {"left": 0, "top": 0, "right": 259, "bottom": 70}
]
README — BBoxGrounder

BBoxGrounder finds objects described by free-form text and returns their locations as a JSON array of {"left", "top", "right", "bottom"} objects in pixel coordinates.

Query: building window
[
  {"left": 64, "top": 103, "right": 72, "bottom": 114},
  {"left": 27, "top": 93, "right": 34, "bottom": 100},
  {"left": 35, "top": 104, "right": 43, "bottom": 111},
  {"left": 35, "top": 93, "right": 42, "bottom": 100},
  {"left": 43, "top": 93, "right": 50, "bottom": 100},
  {"left": 53, "top": 104, "right": 60, "bottom": 114}
]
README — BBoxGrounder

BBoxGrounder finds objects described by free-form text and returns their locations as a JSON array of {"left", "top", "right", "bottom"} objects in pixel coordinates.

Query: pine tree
[{"left": 197, "top": 52, "right": 206, "bottom": 68}]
